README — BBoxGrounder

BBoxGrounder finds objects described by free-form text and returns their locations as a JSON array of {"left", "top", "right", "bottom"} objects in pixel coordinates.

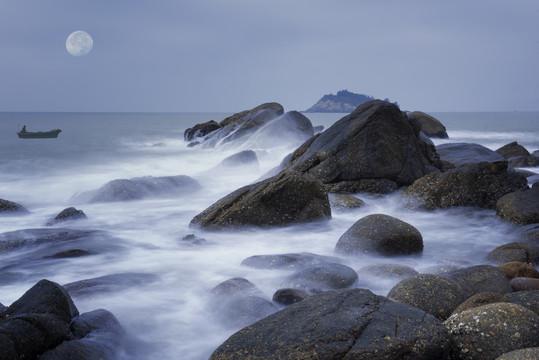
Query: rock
[
  {"left": 451, "top": 292, "right": 508, "bottom": 315},
  {"left": 402, "top": 161, "right": 528, "bottom": 210},
  {"left": 510, "top": 277, "right": 539, "bottom": 291},
  {"left": 241, "top": 252, "right": 342, "bottom": 270},
  {"left": 335, "top": 214, "right": 423, "bottom": 256},
  {"left": 45, "top": 249, "right": 93, "bottom": 259},
  {"left": 40, "top": 309, "right": 125, "bottom": 360},
  {"left": 219, "top": 102, "right": 284, "bottom": 127},
  {"left": 245, "top": 111, "right": 315, "bottom": 149},
  {"left": 209, "top": 278, "right": 278, "bottom": 328},
  {"left": 75, "top": 175, "right": 201, "bottom": 203},
  {"left": 522, "top": 224, "right": 539, "bottom": 244},
  {"left": 210, "top": 288, "right": 451, "bottom": 360},
  {"left": 496, "top": 187, "right": 539, "bottom": 224},
  {"left": 444, "top": 265, "right": 513, "bottom": 296},
  {"left": 280, "top": 263, "right": 358, "bottom": 293},
  {"left": 328, "top": 193, "right": 366, "bottom": 210},
  {"left": 498, "top": 261, "right": 539, "bottom": 279},
  {"left": 217, "top": 150, "right": 259, "bottom": 169},
  {"left": 496, "top": 348, "right": 539, "bottom": 360},
  {"left": 387, "top": 274, "right": 468, "bottom": 320},
  {"left": 184, "top": 120, "right": 222, "bottom": 141},
  {"left": 496, "top": 141, "right": 531, "bottom": 159},
  {"left": 272, "top": 288, "right": 310, "bottom": 305},
  {"left": 444, "top": 303, "right": 539, "bottom": 360},
  {"left": 357, "top": 263, "right": 419, "bottom": 280},
  {"left": 283, "top": 100, "right": 443, "bottom": 193},
  {"left": 0, "top": 198, "right": 29, "bottom": 215},
  {"left": 508, "top": 154, "right": 539, "bottom": 167},
  {"left": 63, "top": 273, "right": 160, "bottom": 297},
  {"left": 407, "top": 111, "right": 449, "bottom": 138},
  {"left": 505, "top": 291, "right": 539, "bottom": 315},
  {"left": 179, "top": 234, "right": 207, "bottom": 246},
  {"left": 436, "top": 142, "right": 505, "bottom": 166},
  {"left": 46, "top": 207, "right": 87, "bottom": 226},
  {"left": 313, "top": 125, "right": 324, "bottom": 134},
  {"left": 486, "top": 242, "right": 539, "bottom": 265},
  {"left": 190, "top": 171, "right": 331, "bottom": 230}
]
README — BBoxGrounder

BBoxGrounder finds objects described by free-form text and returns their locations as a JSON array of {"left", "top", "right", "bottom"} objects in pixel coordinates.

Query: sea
[{"left": 0, "top": 111, "right": 538, "bottom": 359}]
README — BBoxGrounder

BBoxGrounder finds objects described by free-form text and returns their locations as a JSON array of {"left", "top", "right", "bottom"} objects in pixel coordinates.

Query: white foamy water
[{"left": 0, "top": 111, "right": 537, "bottom": 359}]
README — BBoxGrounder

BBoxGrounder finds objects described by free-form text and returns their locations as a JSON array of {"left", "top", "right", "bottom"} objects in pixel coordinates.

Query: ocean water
[{"left": 0, "top": 111, "right": 538, "bottom": 359}]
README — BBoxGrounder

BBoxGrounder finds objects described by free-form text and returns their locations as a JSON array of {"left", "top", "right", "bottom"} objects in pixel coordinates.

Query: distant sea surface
[{"left": 0, "top": 111, "right": 538, "bottom": 359}]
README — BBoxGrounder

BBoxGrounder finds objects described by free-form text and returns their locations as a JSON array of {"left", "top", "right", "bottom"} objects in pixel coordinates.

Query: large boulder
[
  {"left": 210, "top": 289, "right": 451, "bottom": 360},
  {"left": 190, "top": 171, "right": 331, "bottom": 230},
  {"left": 282, "top": 100, "right": 443, "bottom": 193},
  {"left": 280, "top": 263, "right": 358, "bottom": 293},
  {"left": 184, "top": 120, "right": 222, "bottom": 141},
  {"left": 0, "top": 199, "right": 29, "bottom": 215},
  {"left": 219, "top": 102, "right": 284, "bottom": 127},
  {"left": 74, "top": 175, "right": 201, "bottom": 203},
  {"left": 407, "top": 111, "right": 449, "bottom": 138},
  {"left": 335, "top": 214, "right": 423, "bottom": 256},
  {"left": 496, "top": 141, "right": 531, "bottom": 159},
  {"left": 486, "top": 242, "right": 539, "bottom": 265},
  {"left": 505, "top": 291, "right": 539, "bottom": 316},
  {"left": 444, "top": 265, "right": 513, "bottom": 296},
  {"left": 402, "top": 161, "right": 528, "bottom": 210},
  {"left": 444, "top": 303, "right": 539, "bottom": 360},
  {"left": 436, "top": 143, "right": 504, "bottom": 167},
  {"left": 496, "top": 187, "right": 539, "bottom": 224},
  {"left": 387, "top": 274, "right": 468, "bottom": 320}
]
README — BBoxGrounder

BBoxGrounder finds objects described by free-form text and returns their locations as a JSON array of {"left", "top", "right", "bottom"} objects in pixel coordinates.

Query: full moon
[{"left": 66, "top": 31, "right": 93, "bottom": 56}]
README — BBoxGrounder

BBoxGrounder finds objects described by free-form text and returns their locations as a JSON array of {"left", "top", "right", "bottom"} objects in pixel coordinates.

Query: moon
[{"left": 66, "top": 31, "right": 93, "bottom": 56}]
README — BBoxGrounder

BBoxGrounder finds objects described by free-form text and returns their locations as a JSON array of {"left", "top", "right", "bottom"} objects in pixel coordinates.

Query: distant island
[{"left": 305, "top": 90, "right": 398, "bottom": 113}]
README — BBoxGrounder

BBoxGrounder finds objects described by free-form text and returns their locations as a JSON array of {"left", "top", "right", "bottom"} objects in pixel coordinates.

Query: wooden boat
[{"left": 17, "top": 126, "right": 61, "bottom": 139}]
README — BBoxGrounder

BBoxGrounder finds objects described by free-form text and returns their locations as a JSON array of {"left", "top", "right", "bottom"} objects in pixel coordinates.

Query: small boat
[{"left": 17, "top": 125, "right": 61, "bottom": 139}]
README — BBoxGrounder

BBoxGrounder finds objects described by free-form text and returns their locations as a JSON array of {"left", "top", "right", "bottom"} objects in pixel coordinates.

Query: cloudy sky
[{"left": 1, "top": 0, "right": 538, "bottom": 112}]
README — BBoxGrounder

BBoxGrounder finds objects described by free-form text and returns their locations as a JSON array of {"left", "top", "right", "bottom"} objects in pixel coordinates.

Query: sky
[{"left": 1, "top": 0, "right": 538, "bottom": 113}]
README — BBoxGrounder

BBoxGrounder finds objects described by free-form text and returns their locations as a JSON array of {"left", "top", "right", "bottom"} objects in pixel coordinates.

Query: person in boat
[{"left": 21, "top": 125, "right": 27, "bottom": 133}]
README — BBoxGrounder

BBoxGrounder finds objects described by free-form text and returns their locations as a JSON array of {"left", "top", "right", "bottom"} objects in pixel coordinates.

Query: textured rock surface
[
  {"left": 241, "top": 252, "right": 342, "bottom": 270},
  {"left": 436, "top": 142, "right": 505, "bottom": 166},
  {"left": 407, "top": 111, "right": 449, "bottom": 138},
  {"left": 451, "top": 292, "right": 508, "bottom": 315},
  {"left": 444, "top": 265, "right": 513, "bottom": 296},
  {"left": 495, "top": 348, "right": 539, "bottom": 360},
  {"left": 190, "top": 171, "right": 331, "bottom": 230},
  {"left": 280, "top": 263, "right": 358, "bottom": 292},
  {"left": 0, "top": 199, "right": 29, "bottom": 215},
  {"left": 46, "top": 207, "right": 87, "bottom": 226},
  {"left": 335, "top": 214, "right": 423, "bottom": 256},
  {"left": 402, "top": 161, "right": 528, "bottom": 210},
  {"left": 496, "top": 187, "right": 539, "bottom": 224},
  {"left": 486, "top": 242, "right": 539, "bottom": 265},
  {"left": 210, "top": 288, "right": 451, "bottom": 360}
]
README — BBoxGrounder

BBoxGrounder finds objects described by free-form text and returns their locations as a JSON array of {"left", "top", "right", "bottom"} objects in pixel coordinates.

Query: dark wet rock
[
  {"left": 75, "top": 175, "right": 201, "bottom": 203},
  {"left": 407, "top": 111, "right": 448, "bottom": 138},
  {"left": 210, "top": 288, "right": 451, "bottom": 360},
  {"left": 209, "top": 277, "right": 278, "bottom": 328},
  {"left": 281, "top": 100, "right": 443, "bottom": 193},
  {"left": 328, "top": 193, "right": 366, "bottom": 210},
  {"left": 335, "top": 214, "right": 423, "bottom": 256},
  {"left": 241, "top": 252, "right": 342, "bottom": 270},
  {"left": 387, "top": 274, "right": 468, "bottom": 320},
  {"left": 452, "top": 292, "right": 508, "bottom": 315},
  {"left": 498, "top": 261, "right": 539, "bottom": 279},
  {"left": 184, "top": 120, "right": 222, "bottom": 141},
  {"left": 0, "top": 198, "right": 29, "bottom": 215},
  {"left": 187, "top": 140, "right": 200, "bottom": 147},
  {"left": 217, "top": 150, "right": 259, "bottom": 169},
  {"left": 436, "top": 142, "right": 505, "bottom": 166},
  {"left": 45, "top": 249, "right": 93, "bottom": 259},
  {"left": 190, "top": 171, "right": 331, "bottom": 230},
  {"left": 246, "top": 111, "right": 314, "bottom": 149},
  {"left": 496, "top": 141, "right": 531, "bottom": 159},
  {"left": 402, "top": 161, "right": 528, "bottom": 210},
  {"left": 496, "top": 187, "right": 539, "bottom": 224},
  {"left": 63, "top": 273, "right": 160, "bottom": 297},
  {"left": 505, "top": 291, "right": 539, "bottom": 316},
  {"left": 486, "top": 242, "right": 539, "bottom": 265},
  {"left": 496, "top": 348, "right": 539, "bottom": 360},
  {"left": 40, "top": 309, "right": 125, "bottom": 360},
  {"left": 280, "top": 263, "right": 358, "bottom": 293},
  {"left": 272, "top": 288, "right": 310, "bottom": 305},
  {"left": 179, "top": 234, "right": 207, "bottom": 246},
  {"left": 219, "top": 103, "right": 284, "bottom": 127},
  {"left": 422, "top": 264, "right": 464, "bottom": 274},
  {"left": 46, "top": 207, "right": 87, "bottom": 226},
  {"left": 508, "top": 154, "right": 539, "bottom": 167},
  {"left": 522, "top": 224, "right": 539, "bottom": 244},
  {"left": 444, "top": 265, "right": 513, "bottom": 296},
  {"left": 444, "top": 303, "right": 539, "bottom": 360},
  {"left": 510, "top": 277, "right": 539, "bottom": 291},
  {"left": 357, "top": 263, "right": 419, "bottom": 280}
]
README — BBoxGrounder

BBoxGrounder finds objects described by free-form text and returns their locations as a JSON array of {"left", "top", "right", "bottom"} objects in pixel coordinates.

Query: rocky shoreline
[{"left": 1, "top": 100, "right": 538, "bottom": 359}]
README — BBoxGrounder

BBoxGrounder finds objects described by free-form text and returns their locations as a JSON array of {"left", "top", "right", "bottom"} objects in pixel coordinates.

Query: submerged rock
[
  {"left": 407, "top": 111, "right": 449, "bottom": 138},
  {"left": 335, "top": 214, "right": 423, "bottom": 256},
  {"left": 217, "top": 150, "right": 259, "bottom": 169},
  {"left": 190, "top": 171, "right": 331, "bottom": 230},
  {"left": 46, "top": 207, "right": 87, "bottom": 226},
  {"left": 357, "top": 263, "right": 419, "bottom": 280},
  {"left": 210, "top": 288, "right": 451, "bottom": 360},
  {"left": 241, "top": 252, "right": 342, "bottom": 270},
  {"left": 0, "top": 198, "right": 29, "bottom": 215},
  {"left": 280, "top": 263, "right": 358, "bottom": 293},
  {"left": 328, "top": 193, "right": 366, "bottom": 210},
  {"left": 184, "top": 120, "right": 222, "bottom": 141},
  {"left": 496, "top": 187, "right": 539, "bottom": 224},
  {"left": 282, "top": 100, "right": 443, "bottom": 193},
  {"left": 436, "top": 142, "right": 505, "bottom": 166},
  {"left": 402, "top": 161, "right": 528, "bottom": 210},
  {"left": 63, "top": 273, "right": 160, "bottom": 297}
]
